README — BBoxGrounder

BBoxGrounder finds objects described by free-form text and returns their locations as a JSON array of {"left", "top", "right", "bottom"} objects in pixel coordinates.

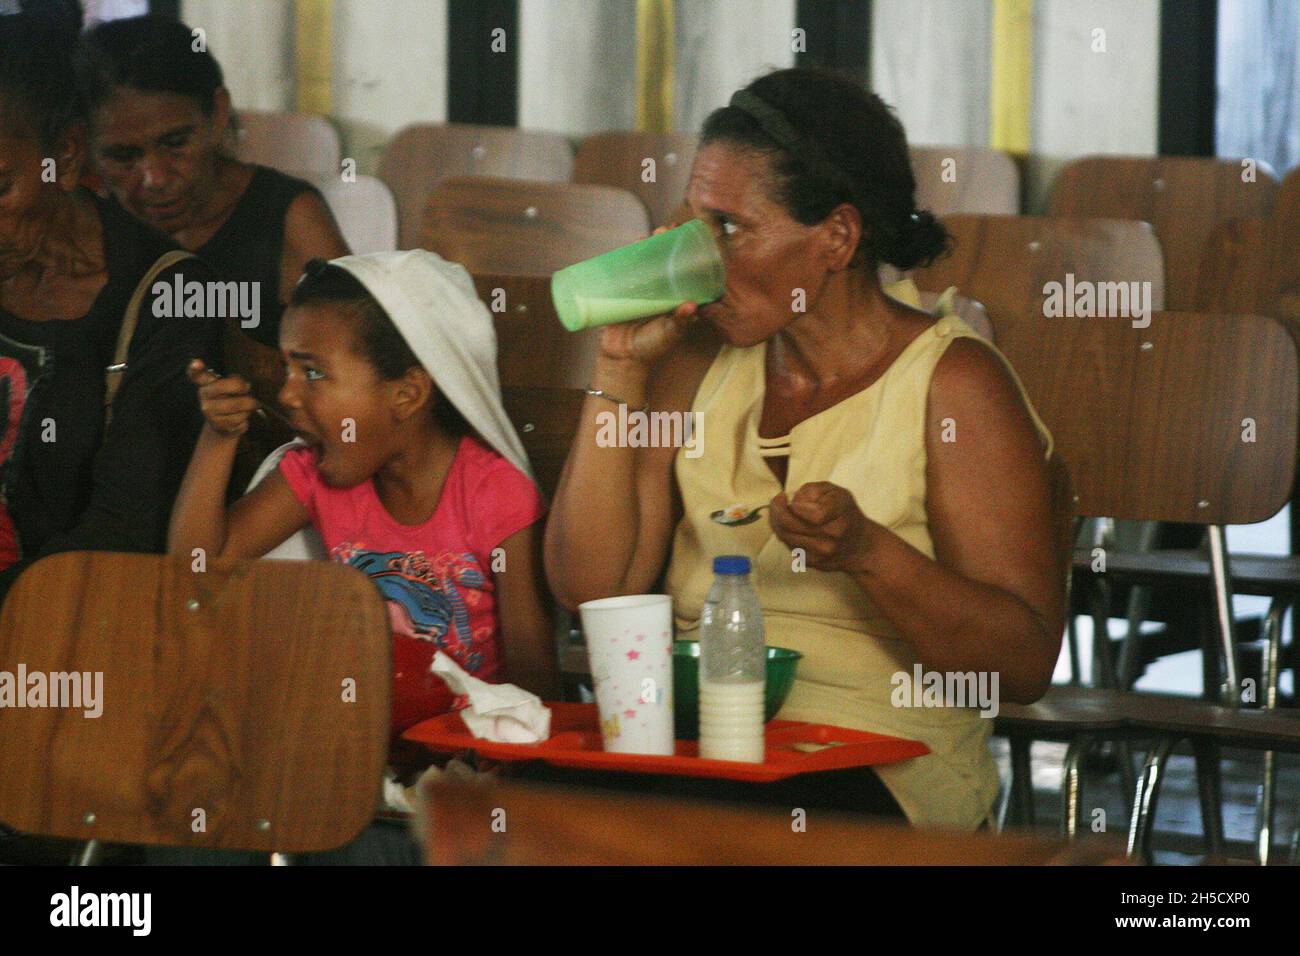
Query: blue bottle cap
[{"left": 712, "top": 555, "right": 751, "bottom": 575}]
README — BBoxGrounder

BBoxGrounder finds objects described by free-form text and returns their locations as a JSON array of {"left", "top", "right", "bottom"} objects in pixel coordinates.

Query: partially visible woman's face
[
  {"left": 90, "top": 87, "right": 225, "bottom": 234},
  {"left": 0, "top": 124, "right": 68, "bottom": 274},
  {"left": 684, "top": 142, "right": 835, "bottom": 347}
]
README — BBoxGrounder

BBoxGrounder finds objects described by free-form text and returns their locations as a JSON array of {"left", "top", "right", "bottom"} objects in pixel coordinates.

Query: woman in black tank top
[
  {"left": 78, "top": 15, "right": 350, "bottom": 489},
  {"left": 79, "top": 15, "right": 350, "bottom": 352}
]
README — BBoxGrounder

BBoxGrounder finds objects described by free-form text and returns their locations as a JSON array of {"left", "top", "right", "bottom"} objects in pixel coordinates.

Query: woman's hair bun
[{"left": 880, "top": 208, "right": 950, "bottom": 271}]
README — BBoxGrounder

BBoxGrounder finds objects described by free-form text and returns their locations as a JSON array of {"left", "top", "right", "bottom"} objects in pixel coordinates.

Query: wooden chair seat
[
  {"left": 999, "top": 686, "right": 1300, "bottom": 754},
  {"left": 1073, "top": 547, "right": 1300, "bottom": 597},
  {"left": 995, "top": 686, "right": 1131, "bottom": 737}
]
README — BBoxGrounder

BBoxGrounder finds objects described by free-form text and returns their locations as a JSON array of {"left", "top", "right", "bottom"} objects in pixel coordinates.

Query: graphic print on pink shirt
[{"left": 331, "top": 543, "right": 495, "bottom": 674}]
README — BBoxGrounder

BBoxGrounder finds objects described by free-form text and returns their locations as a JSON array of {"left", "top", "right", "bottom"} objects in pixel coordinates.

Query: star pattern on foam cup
[
  {"left": 624, "top": 709, "right": 637, "bottom": 718},
  {"left": 626, "top": 649, "right": 640, "bottom": 660}
]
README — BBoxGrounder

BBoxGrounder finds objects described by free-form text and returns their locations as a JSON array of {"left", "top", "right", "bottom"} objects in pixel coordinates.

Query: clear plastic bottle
[{"left": 698, "top": 555, "right": 766, "bottom": 763}]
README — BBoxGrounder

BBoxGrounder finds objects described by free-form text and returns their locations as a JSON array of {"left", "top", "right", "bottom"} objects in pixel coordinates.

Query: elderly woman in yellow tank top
[{"left": 544, "top": 68, "right": 1065, "bottom": 830}]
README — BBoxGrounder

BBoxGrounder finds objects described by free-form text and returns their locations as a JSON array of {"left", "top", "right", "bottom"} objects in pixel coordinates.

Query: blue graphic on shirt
[{"left": 333, "top": 545, "right": 489, "bottom": 673}]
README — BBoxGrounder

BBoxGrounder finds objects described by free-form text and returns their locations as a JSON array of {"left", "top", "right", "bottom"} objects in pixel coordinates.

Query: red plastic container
[
  {"left": 402, "top": 702, "right": 929, "bottom": 783},
  {"left": 391, "top": 634, "right": 458, "bottom": 734}
]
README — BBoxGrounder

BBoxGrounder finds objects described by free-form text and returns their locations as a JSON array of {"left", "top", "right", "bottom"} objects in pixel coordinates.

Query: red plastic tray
[{"left": 401, "top": 702, "right": 929, "bottom": 782}]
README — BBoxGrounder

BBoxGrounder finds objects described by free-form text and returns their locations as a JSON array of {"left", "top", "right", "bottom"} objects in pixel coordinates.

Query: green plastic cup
[{"left": 551, "top": 218, "right": 725, "bottom": 332}]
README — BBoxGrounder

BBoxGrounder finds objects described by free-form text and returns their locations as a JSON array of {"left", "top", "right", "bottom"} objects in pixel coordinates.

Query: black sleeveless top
[
  {"left": 196, "top": 165, "right": 321, "bottom": 349},
  {"left": 0, "top": 193, "right": 222, "bottom": 603}
]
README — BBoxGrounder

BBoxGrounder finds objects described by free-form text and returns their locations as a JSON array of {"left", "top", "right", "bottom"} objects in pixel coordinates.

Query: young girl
[{"left": 168, "top": 251, "right": 559, "bottom": 729}]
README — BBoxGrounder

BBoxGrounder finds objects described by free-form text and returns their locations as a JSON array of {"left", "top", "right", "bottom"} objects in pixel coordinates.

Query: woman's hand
[
  {"left": 769, "top": 481, "right": 879, "bottom": 573},
  {"left": 598, "top": 301, "right": 698, "bottom": 366},
  {"left": 186, "top": 360, "right": 258, "bottom": 437}
]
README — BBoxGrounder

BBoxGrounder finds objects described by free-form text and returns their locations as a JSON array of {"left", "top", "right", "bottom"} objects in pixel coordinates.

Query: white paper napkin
[{"left": 430, "top": 651, "right": 552, "bottom": 743}]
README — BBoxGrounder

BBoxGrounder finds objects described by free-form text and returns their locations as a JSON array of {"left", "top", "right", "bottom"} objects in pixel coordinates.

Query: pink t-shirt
[{"left": 279, "top": 435, "right": 545, "bottom": 682}]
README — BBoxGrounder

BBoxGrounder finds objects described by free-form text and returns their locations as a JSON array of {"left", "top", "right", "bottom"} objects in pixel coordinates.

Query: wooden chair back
[
  {"left": 419, "top": 777, "right": 1128, "bottom": 865},
  {"left": 573, "top": 131, "right": 698, "bottom": 228},
  {"left": 501, "top": 387, "right": 587, "bottom": 501},
  {"left": 379, "top": 124, "right": 575, "bottom": 248},
  {"left": 910, "top": 145, "right": 1020, "bottom": 216},
  {"left": 989, "top": 311, "right": 1298, "bottom": 526},
  {"left": 0, "top": 553, "right": 390, "bottom": 853},
  {"left": 471, "top": 273, "right": 599, "bottom": 389},
  {"left": 421, "top": 177, "right": 649, "bottom": 275},
  {"left": 912, "top": 214, "right": 1165, "bottom": 327},
  {"left": 234, "top": 110, "right": 341, "bottom": 175},
  {"left": 1048, "top": 155, "right": 1280, "bottom": 310}
]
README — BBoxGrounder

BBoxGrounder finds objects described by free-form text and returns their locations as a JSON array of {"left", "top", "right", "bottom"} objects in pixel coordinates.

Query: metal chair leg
[
  {"left": 73, "top": 839, "right": 102, "bottom": 866},
  {"left": 1255, "top": 596, "right": 1286, "bottom": 865},
  {"left": 1128, "top": 737, "right": 1177, "bottom": 863},
  {"left": 1088, "top": 576, "right": 1137, "bottom": 803},
  {"left": 1207, "top": 525, "right": 1242, "bottom": 705},
  {"left": 1192, "top": 739, "right": 1225, "bottom": 858},
  {"left": 1066, "top": 613, "right": 1082, "bottom": 686},
  {"left": 1009, "top": 737, "right": 1035, "bottom": 828},
  {"left": 1061, "top": 734, "right": 1095, "bottom": 840}
]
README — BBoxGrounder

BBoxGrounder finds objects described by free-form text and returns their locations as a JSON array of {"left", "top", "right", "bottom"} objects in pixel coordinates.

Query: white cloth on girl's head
[
  {"left": 331, "top": 250, "right": 532, "bottom": 479},
  {"left": 249, "top": 249, "right": 534, "bottom": 561}
]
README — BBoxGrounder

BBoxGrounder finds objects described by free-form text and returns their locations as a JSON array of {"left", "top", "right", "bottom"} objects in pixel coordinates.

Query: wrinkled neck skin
[
  {"left": 0, "top": 189, "right": 104, "bottom": 290},
  {"left": 766, "top": 262, "right": 908, "bottom": 392}
]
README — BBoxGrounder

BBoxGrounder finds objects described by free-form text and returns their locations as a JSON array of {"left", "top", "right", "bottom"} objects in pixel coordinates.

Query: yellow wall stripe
[
  {"left": 990, "top": 0, "right": 1033, "bottom": 154},
  {"left": 636, "top": 0, "right": 674, "bottom": 133},
  {"left": 295, "top": 0, "right": 333, "bottom": 115}
]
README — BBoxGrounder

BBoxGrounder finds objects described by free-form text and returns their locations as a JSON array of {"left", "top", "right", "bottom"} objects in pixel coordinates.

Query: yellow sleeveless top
[{"left": 665, "top": 281, "right": 1053, "bottom": 829}]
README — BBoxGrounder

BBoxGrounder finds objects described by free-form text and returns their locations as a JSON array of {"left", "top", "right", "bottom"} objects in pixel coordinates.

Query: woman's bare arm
[
  {"left": 768, "top": 338, "right": 1064, "bottom": 703},
  {"left": 544, "top": 320, "right": 718, "bottom": 609},
  {"left": 495, "top": 521, "right": 560, "bottom": 699}
]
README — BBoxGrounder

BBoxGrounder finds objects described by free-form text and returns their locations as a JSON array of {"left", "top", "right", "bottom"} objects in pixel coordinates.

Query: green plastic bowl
[{"left": 672, "top": 640, "right": 802, "bottom": 740}]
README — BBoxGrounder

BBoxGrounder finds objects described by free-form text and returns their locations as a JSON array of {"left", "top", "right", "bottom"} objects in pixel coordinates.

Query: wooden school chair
[
  {"left": 990, "top": 310, "right": 1300, "bottom": 863},
  {"left": 233, "top": 110, "right": 342, "bottom": 175},
  {"left": 573, "top": 131, "right": 698, "bottom": 229},
  {"left": 379, "top": 124, "right": 575, "bottom": 249},
  {"left": 1047, "top": 155, "right": 1281, "bottom": 310},
  {"left": 471, "top": 273, "right": 599, "bottom": 389},
  {"left": 0, "top": 552, "right": 390, "bottom": 861},
  {"left": 419, "top": 776, "right": 1129, "bottom": 865},
  {"left": 500, "top": 386, "right": 587, "bottom": 503},
  {"left": 911, "top": 214, "right": 1166, "bottom": 324},
  {"left": 909, "top": 145, "right": 1020, "bottom": 217},
  {"left": 420, "top": 177, "right": 649, "bottom": 276}
]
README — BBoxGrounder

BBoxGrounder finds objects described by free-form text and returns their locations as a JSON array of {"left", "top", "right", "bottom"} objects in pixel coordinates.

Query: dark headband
[{"left": 727, "top": 88, "right": 866, "bottom": 211}]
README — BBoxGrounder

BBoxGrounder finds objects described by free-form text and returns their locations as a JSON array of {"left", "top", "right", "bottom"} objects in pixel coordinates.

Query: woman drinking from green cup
[{"left": 544, "top": 68, "right": 1065, "bottom": 829}]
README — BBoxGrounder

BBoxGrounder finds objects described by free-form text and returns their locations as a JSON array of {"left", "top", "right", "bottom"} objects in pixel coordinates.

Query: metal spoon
[
  {"left": 201, "top": 366, "right": 292, "bottom": 428},
  {"left": 710, "top": 504, "right": 770, "bottom": 527}
]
